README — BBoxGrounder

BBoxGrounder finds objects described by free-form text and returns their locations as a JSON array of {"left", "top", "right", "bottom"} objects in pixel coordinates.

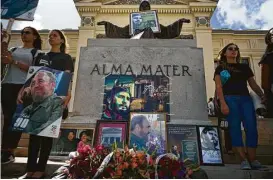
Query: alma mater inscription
[{"left": 90, "top": 64, "right": 192, "bottom": 76}]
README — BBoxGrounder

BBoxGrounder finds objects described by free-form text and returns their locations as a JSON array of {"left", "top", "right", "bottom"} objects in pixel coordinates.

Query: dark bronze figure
[{"left": 97, "top": 0, "right": 190, "bottom": 39}]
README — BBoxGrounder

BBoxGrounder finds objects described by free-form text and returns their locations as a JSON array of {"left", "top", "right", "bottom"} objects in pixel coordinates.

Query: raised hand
[
  {"left": 179, "top": 18, "right": 191, "bottom": 23},
  {"left": 97, "top": 21, "right": 107, "bottom": 26}
]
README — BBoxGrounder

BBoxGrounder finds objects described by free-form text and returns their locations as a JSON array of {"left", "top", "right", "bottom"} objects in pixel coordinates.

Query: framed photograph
[
  {"left": 101, "top": 75, "right": 170, "bottom": 121},
  {"left": 129, "top": 113, "right": 166, "bottom": 154},
  {"left": 50, "top": 127, "right": 95, "bottom": 159},
  {"left": 166, "top": 124, "right": 199, "bottom": 164},
  {"left": 129, "top": 10, "right": 160, "bottom": 35},
  {"left": 197, "top": 126, "right": 224, "bottom": 166},
  {"left": 10, "top": 66, "right": 72, "bottom": 138},
  {"left": 94, "top": 120, "right": 128, "bottom": 148}
]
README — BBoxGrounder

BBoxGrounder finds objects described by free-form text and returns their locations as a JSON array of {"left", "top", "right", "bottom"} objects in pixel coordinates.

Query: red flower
[{"left": 95, "top": 145, "right": 104, "bottom": 151}]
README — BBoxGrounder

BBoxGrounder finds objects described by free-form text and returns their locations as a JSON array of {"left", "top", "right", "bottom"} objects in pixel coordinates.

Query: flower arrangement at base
[
  {"left": 58, "top": 142, "right": 201, "bottom": 179},
  {"left": 94, "top": 145, "right": 155, "bottom": 179},
  {"left": 67, "top": 142, "right": 110, "bottom": 179}
]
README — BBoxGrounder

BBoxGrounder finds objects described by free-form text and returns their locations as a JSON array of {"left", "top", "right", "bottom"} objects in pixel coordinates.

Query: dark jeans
[
  {"left": 27, "top": 135, "right": 53, "bottom": 172},
  {"left": 224, "top": 95, "right": 258, "bottom": 148},
  {"left": 1, "top": 83, "right": 23, "bottom": 150},
  {"left": 265, "top": 89, "right": 273, "bottom": 117}
]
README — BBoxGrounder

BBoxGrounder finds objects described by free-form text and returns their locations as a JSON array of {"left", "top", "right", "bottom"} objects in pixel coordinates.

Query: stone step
[
  {"left": 223, "top": 154, "right": 273, "bottom": 165},
  {"left": 1, "top": 158, "right": 273, "bottom": 179}
]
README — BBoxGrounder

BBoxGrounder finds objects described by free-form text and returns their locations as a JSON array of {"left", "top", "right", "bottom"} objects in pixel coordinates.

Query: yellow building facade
[{"left": 9, "top": 0, "right": 268, "bottom": 112}]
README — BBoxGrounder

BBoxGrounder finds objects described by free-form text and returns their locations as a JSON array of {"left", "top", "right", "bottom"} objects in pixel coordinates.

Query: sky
[{"left": 1, "top": 0, "right": 273, "bottom": 31}]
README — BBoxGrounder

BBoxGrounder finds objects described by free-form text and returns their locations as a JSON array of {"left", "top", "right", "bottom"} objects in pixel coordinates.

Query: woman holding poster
[
  {"left": 1, "top": 26, "right": 42, "bottom": 165},
  {"left": 18, "top": 29, "right": 74, "bottom": 179}
]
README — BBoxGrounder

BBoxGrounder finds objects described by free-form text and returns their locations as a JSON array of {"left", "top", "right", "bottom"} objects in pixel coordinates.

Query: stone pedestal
[{"left": 67, "top": 39, "right": 210, "bottom": 125}]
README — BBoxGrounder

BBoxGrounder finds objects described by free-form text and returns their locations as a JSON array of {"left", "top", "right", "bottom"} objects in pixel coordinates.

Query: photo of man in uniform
[
  {"left": 199, "top": 127, "right": 222, "bottom": 164},
  {"left": 102, "top": 80, "right": 131, "bottom": 120},
  {"left": 132, "top": 13, "right": 143, "bottom": 33},
  {"left": 129, "top": 115, "right": 150, "bottom": 150},
  {"left": 12, "top": 70, "right": 63, "bottom": 136}
]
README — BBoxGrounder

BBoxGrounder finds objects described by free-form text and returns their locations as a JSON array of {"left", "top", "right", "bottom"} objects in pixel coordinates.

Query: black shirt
[
  {"left": 214, "top": 63, "right": 254, "bottom": 96},
  {"left": 35, "top": 52, "right": 74, "bottom": 72},
  {"left": 260, "top": 53, "right": 273, "bottom": 85}
]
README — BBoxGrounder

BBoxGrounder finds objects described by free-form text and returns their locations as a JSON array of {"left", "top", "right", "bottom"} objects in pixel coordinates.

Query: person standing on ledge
[
  {"left": 214, "top": 43, "right": 266, "bottom": 170},
  {"left": 97, "top": 0, "right": 190, "bottom": 39}
]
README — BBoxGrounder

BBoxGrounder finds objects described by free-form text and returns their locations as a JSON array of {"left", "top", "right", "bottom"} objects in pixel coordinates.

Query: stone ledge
[{"left": 1, "top": 158, "right": 273, "bottom": 179}]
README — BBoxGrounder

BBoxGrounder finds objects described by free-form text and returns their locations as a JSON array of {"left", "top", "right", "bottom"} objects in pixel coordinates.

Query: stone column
[
  {"left": 195, "top": 21, "right": 215, "bottom": 101},
  {"left": 69, "top": 15, "right": 96, "bottom": 112}
]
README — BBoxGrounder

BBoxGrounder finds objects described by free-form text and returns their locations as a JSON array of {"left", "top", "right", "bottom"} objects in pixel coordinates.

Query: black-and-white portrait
[{"left": 198, "top": 126, "right": 223, "bottom": 164}]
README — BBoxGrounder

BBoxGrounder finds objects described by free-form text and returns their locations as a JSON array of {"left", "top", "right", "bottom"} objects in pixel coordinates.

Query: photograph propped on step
[
  {"left": 101, "top": 75, "right": 170, "bottom": 121},
  {"left": 166, "top": 124, "right": 200, "bottom": 164},
  {"left": 10, "top": 66, "right": 72, "bottom": 138},
  {"left": 129, "top": 113, "right": 166, "bottom": 154},
  {"left": 50, "top": 128, "right": 94, "bottom": 158},
  {"left": 197, "top": 126, "right": 224, "bottom": 166},
  {"left": 94, "top": 120, "right": 128, "bottom": 148}
]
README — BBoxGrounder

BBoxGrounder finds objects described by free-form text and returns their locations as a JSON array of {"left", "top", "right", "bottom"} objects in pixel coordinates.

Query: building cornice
[
  {"left": 212, "top": 29, "right": 267, "bottom": 35},
  {"left": 76, "top": 6, "right": 215, "bottom": 14}
]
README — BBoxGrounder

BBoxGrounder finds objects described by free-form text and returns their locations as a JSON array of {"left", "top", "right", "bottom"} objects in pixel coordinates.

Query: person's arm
[
  {"left": 215, "top": 75, "right": 229, "bottom": 115},
  {"left": 261, "top": 64, "right": 270, "bottom": 90},
  {"left": 5, "top": 51, "right": 30, "bottom": 72},
  {"left": 248, "top": 77, "right": 266, "bottom": 103}
]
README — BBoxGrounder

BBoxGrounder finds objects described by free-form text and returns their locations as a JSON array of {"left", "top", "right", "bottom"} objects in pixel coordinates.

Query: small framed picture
[
  {"left": 129, "top": 10, "right": 161, "bottom": 35},
  {"left": 50, "top": 125, "right": 95, "bottom": 158},
  {"left": 94, "top": 120, "right": 128, "bottom": 148},
  {"left": 197, "top": 125, "right": 224, "bottom": 166},
  {"left": 129, "top": 113, "right": 167, "bottom": 154},
  {"left": 166, "top": 124, "right": 200, "bottom": 164}
]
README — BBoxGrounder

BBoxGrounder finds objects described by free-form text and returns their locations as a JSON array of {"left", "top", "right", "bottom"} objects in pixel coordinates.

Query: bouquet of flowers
[
  {"left": 94, "top": 145, "right": 155, "bottom": 179},
  {"left": 68, "top": 142, "right": 110, "bottom": 179},
  {"left": 54, "top": 142, "right": 200, "bottom": 179},
  {"left": 155, "top": 153, "right": 187, "bottom": 179}
]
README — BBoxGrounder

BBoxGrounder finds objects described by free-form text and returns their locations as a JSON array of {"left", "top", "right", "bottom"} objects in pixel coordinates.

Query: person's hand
[
  {"left": 17, "top": 87, "right": 31, "bottom": 104},
  {"left": 97, "top": 21, "right": 107, "bottom": 26},
  {"left": 261, "top": 95, "right": 267, "bottom": 104},
  {"left": 1, "top": 50, "right": 13, "bottom": 64},
  {"left": 220, "top": 102, "right": 229, "bottom": 115},
  {"left": 179, "top": 18, "right": 191, "bottom": 23}
]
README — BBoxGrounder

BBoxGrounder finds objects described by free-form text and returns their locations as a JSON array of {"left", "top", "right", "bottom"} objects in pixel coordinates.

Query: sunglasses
[
  {"left": 227, "top": 47, "right": 239, "bottom": 51},
  {"left": 21, "top": 31, "right": 32, "bottom": 35}
]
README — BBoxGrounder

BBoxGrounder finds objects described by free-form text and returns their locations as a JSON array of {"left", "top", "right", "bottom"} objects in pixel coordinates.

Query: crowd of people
[{"left": 1, "top": 26, "right": 74, "bottom": 179}]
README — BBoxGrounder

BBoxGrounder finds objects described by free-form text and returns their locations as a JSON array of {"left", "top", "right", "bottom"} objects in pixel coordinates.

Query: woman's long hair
[
  {"left": 219, "top": 43, "right": 241, "bottom": 63},
  {"left": 259, "top": 28, "right": 273, "bottom": 65},
  {"left": 22, "top": 26, "right": 42, "bottom": 50},
  {"left": 51, "top": 29, "right": 68, "bottom": 53}
]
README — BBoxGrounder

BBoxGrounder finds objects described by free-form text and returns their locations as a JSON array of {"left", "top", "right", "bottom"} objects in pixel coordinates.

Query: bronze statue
[
  {"left": 259, "top": 27, "right": 273, "bottom": 117},
  {"left": 97, "top": 0, "right": 190, "bottom": 39}
]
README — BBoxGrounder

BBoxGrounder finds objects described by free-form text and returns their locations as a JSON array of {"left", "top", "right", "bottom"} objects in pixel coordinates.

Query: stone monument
[{"left": 66, "top": 39, "right": 210, "bottom": 126}]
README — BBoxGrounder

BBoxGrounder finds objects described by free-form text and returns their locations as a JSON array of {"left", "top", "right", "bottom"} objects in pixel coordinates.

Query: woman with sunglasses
[
  {"left": 214, "top": 43, "right": 266, "bottom": 170},
  {"left": 18, "top": 29, "right": 74, "bottom": 179},
  {"left": 1, "top": 26, "right": 42, "bottom": 165}
]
